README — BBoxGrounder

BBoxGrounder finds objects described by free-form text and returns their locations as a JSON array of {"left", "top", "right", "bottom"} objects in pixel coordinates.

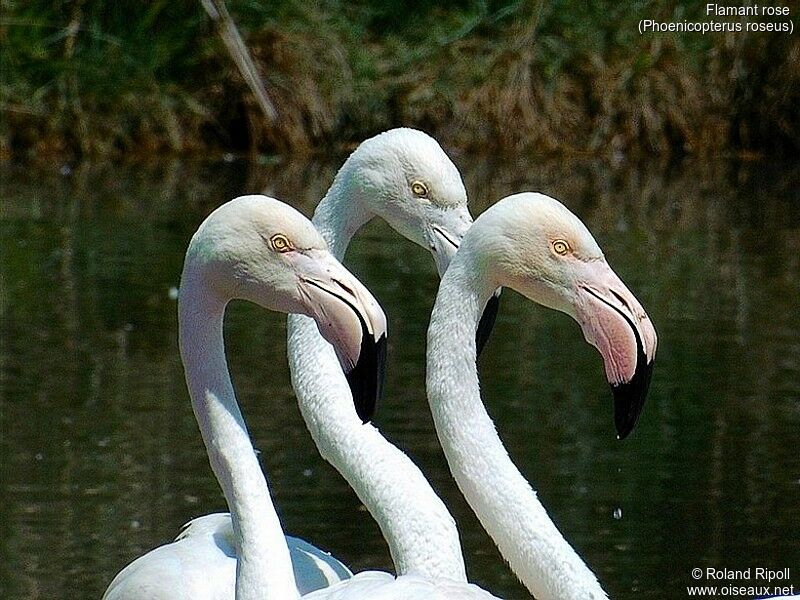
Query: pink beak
[
  {"left": 293, "top": 250, "right": 388, "bottom": 423},
  {"left": 573, "top": 260, "right": 658, "bottom": 439}
]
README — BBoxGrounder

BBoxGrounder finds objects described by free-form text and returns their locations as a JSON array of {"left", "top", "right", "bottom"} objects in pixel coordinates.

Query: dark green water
[{"left": 1, "top": 156, "right": 799, "bottom": 599}]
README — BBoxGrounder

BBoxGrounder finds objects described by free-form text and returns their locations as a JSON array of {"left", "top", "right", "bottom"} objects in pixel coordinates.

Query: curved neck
[
  {"left": 426, "top": 253, "right": 609, "bottom": 600},
  {"left": 283, "top": 186, "right": 467, "bottom": 581},
  {"left": 179, "top": 273, "right": 299, "bottom": 600},
  {"left": 312, "top": 168, "right": 372, "bottom": 259}
]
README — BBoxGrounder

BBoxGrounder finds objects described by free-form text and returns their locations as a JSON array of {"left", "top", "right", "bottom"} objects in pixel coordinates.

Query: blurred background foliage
[{"left": 1, "top": 0, "right": 798, "bottom": 158}]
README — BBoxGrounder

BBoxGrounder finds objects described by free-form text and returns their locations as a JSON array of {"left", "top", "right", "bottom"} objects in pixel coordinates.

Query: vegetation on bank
[{"left": 1, "top": 0, "right": 798, "bottom": 159}]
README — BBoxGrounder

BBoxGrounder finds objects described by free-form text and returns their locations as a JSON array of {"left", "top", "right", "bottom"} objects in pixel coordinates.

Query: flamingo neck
[
  {"left": 178, "top": 274, "right": 299, "bottom": 600},
  {"left": 312, "top": 168, "right": 372, "bottom": 259},
  {"left": 283, "top": 184, "right": 467, "bottom": 581},
  {"left": 426, "top": 252, "right": 609, "bottom": 600}
]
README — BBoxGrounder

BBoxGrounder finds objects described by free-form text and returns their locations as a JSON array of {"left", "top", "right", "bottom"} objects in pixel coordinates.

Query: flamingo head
[
  {"left": 184, "top": 195, "right": 387, "bottom": 421},
  {"left": 339, "top": 128, "right": 497, "bottom": 352},
  {"left": 464, "top": 192, "right": 657, "bottom": 439},
  {"left": 338, "top": 128, "right": 475, "bottom": 275}
]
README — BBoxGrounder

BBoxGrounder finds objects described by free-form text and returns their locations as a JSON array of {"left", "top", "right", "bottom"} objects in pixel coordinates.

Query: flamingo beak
[
  {"left": 429, "top": 221, "right": 501, "bottom": 357},
  {"left": 295, "top": 251, "right": 387, "bottom": 422},
  {"left": 476, "top": 291, "right": 501, "bottom": 356},
  {"left": 573, "top": 261, "right": 657, "bottom": 439},
  {"left": 430, "top": 224, "right": 462, "bottom": 277}
]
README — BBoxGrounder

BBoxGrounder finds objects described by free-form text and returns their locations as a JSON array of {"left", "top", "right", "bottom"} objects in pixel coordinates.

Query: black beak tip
[
  {"left": 476, "top": 292, "right": 500, "bottom": 357},
  {"left": 612, "top": 359, "right": 654, "bottom": 440},
  {"left": 344, "top": 332, "right": 387, "bottom": 424}
]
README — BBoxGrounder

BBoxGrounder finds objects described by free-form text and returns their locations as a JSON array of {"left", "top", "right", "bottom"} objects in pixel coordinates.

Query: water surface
[{"left": 1, "top": 155, "right": 799, "bottom": 598}]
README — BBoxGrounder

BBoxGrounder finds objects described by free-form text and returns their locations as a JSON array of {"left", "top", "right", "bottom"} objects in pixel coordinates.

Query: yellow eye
[
  {"left": 269, "top": 234, "right": 293, "bottom": 253},
  {"left": 552, "top": 239, "right": 570, "bottom": 255},
  {"left": 411, "top": 181, "right": 429, "bottom": 197}
]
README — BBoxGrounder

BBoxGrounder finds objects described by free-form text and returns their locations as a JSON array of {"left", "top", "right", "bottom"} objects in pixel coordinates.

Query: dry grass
[{"left": 1, "top": 0, "right": 797, "bottom": 159}]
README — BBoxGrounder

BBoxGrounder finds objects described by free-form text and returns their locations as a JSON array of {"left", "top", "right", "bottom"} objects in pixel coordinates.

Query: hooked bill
[
  {"left": 305, "top": 279, "right": 387, "bottom": 423},
  {"left": 297, "top": 255, "right": 388, "bottom": 424},
  {"left": 576, "top": 275, "right": 657, "bottom": 440}
]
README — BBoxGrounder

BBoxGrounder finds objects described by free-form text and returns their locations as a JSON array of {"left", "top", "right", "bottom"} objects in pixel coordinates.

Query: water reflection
[{"left": 1, "top": 156, "right": 798, "bottom": 598}]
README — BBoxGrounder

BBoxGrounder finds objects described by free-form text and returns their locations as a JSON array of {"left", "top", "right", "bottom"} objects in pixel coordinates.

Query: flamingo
[
  {"left": 105, "top": 129, "right": 504, "bottom": 598},
  {"left": 287, "top": 127, "right": 498, "bottom": 582},
  {"left": 425, "top": 192, "right": 658, "bottom": 599},
  {"left": 103, "top": 195, "right": 386, "bottom": 599}
]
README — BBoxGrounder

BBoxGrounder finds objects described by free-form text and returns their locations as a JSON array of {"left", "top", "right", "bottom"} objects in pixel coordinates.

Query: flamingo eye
[
  {"left": 411, "top": 181, "right": 429, "bottom": 198},
  {"left": 552, "top": 239, "right": 570, "bottom": 256},
  {"left": 269, "top": 234, "right": 294, "bottom": 253}
]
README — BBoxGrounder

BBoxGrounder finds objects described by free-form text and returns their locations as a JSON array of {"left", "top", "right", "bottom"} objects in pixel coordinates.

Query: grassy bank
[{"left": 1, "top": 0, "right": 798, "bottom": 159}]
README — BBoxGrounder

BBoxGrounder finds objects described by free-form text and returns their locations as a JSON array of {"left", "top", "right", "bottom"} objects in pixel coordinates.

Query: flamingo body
[
  {"left": 304, "top": 572, "right": 501, "bottom": 600},
  {"left": 103, "top": 514, "right": 352, "bottom": 600}
]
